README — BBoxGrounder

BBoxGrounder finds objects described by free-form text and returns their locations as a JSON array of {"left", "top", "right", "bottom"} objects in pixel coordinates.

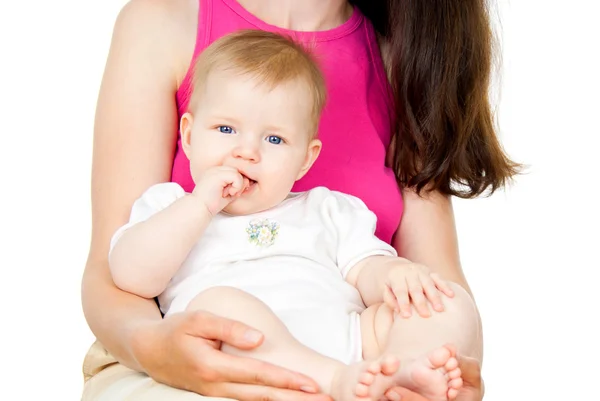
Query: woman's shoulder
[
  {"left": 113, "top": 0, "right": 198, "bottom": 81},
  {"left": 115, "top": 0, "right": 196, "bottom": 33},
  {"left": 117, "top": 0, "right": 197, "bottom": 25}
]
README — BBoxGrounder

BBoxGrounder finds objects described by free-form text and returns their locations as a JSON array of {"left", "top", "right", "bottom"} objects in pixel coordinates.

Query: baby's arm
[
  {"left": 347, "top": 256, "right": 455, "bottom": 317},
  {"left": 319, "top": 190, "right": 401, "bottom": 303},
  {"left": 346, "top": 255, "right": 410, "bottom": 306},
  {"left": 321, "top": 189, "right": 454, "bottom": 317},
  {"left": 110, "top": 166, "right": 248, "bottom": 298},
  {"left": 109, "top": 188, "right": 212, "bottom": 299}
]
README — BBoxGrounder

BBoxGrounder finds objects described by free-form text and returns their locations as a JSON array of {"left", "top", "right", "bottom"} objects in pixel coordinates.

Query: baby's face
[{"left": 183, "top": 70, "right": 321, "bottom": 215}]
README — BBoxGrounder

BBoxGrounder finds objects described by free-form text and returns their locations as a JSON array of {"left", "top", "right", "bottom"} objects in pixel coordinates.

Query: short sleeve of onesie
[
  {"left": 108, "top": 182, "right": 187, "bottom": 256},
  {"left": 319, "top": 189, "right": 397, "bottom": 277}
]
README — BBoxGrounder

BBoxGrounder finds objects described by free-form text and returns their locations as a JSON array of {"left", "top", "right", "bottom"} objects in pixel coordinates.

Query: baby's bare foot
[
  {"left": 392, "top": 345, "right": 463, "bottom": 401},
  {"left": 331, "top": 356, "right": 400, "bottom": 401}
]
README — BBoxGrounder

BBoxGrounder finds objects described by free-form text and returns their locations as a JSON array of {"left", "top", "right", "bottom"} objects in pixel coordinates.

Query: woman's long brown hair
[{"left": 352, "top": 0, "right": 521, "bottom": 198}]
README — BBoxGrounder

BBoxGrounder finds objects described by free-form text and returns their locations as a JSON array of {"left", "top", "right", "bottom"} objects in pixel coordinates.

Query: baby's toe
[
  {"left": 447, "top": 367, "right": 461, "bottom": 380},
  {"left": 449, "top": 377, "right": 463, "bottom": 390},
  {"left": 447, "top": 387, "right": 459, "bottom": 400},
  {"left": 355, "top": 382, "right": 370, "bottom": 398},
  {"left": 359, "top": 370, "right": 375, "bottom": 386},
  {"left": 380, "top": 355, "right": 400, "bottom": 376},
  {"left": 366, "top": 360, "right": 382, "bottom": 375},
  {"left": 444, "top": 356, "right": 459, "bottom": 371},
  {"left": 429, "top": 347, "right": 452, "bottom": 368}
]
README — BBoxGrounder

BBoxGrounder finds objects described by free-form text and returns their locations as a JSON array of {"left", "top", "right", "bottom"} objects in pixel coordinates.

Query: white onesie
[{"left": 110, "top": 184, "right": 397, "bottom": 364}]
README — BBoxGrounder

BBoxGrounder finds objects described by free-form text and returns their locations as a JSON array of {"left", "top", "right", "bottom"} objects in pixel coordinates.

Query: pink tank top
[{"left": 172, "top": 0, "right": 403, "bottom": 244}]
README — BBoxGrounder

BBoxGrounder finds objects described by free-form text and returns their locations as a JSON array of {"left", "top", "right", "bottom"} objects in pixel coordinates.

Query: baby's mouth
[{"left": 241, "top": 174, "right": 257, "bottom": 189}]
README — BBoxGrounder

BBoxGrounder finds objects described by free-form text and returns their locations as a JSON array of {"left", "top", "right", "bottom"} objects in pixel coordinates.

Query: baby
[{"left": 109, "top": 30, "right": 477, "bottom": 401}]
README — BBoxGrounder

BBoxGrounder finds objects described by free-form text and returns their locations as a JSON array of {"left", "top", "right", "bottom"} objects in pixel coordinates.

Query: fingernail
[
  {"left": 243, "top": 330, "right": 262, "bottom": 343},
  {"left": 300, "top": 386, "right": 317, "bottom": 393}
]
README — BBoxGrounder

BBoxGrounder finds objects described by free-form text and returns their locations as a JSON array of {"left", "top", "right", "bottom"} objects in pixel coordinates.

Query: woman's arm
[
  {"left": 81, "top": 0, "right": 187, "bottom": 369},
  {"left": 385, "top": 134, "right": 473, "bottom": 294},
  {"left": 394, "top": 189, "right": 484, "bottom": 362},
  {"left": 395, "top": 190, "right": 468, "bottom": 293}
]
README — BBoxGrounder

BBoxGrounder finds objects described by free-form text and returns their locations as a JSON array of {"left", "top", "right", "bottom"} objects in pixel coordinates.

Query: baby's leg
[
  {"left": 187, "top": 286, "right": 398, "bottom": 401},
  {"left": 360, "top": 282, "right": 480, "bottom": 401}
]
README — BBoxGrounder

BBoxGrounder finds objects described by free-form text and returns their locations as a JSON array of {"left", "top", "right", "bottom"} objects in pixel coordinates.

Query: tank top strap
[{"left": 175, "top": 0, "right": 213, "bottom": 115}]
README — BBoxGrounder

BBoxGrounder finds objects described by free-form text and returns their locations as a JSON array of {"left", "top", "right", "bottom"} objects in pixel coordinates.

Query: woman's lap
[{"left": 81, "top": 341, "right": 232, "bottom": 401}]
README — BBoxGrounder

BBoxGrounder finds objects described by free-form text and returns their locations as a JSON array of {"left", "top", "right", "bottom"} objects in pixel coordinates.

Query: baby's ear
[
  {"left": 180, "top": 112, "right": 194, "bottom": 158},
  {"left": 296, "top": 138, "right": 322, "bottom": 181}
]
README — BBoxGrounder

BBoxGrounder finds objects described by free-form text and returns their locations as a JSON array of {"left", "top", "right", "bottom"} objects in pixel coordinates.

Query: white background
[{"left": 0, "top": 0, "right": 598, "bottom": 399}]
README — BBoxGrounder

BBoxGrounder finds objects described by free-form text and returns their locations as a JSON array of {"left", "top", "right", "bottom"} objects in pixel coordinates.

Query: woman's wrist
[{"left": 127, "top": 317, "right": 164, "bottom": 374}]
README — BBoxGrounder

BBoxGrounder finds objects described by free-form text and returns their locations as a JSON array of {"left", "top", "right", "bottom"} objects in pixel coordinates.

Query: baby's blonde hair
[{"left": 188, "top": 30, "right": 327, "bottom": 134}]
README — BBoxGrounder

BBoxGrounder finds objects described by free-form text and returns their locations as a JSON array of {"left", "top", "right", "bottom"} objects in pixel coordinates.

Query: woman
[{"left": 81, "top": 0, "right": 515, "bottom": 399}]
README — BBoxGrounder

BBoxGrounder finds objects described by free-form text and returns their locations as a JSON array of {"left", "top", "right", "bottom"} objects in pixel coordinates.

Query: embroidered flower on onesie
[{"left": 246, "top": 219, "right": 280, "bottom": 247}]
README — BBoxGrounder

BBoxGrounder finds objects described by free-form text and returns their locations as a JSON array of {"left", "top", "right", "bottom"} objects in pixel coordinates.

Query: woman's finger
[
  {"left": 213, "top": 382, "right": 333, "bottom": 401},
  {"left": 210, "top": 352, "right": 321, "bottom": 392},
  {"left": 182, "top": 312, "right": 321, "bottom": 392},
  {"left": 385, "top": 386, "right": 430, "bottom": 401},
  {"left": 457, "top": 354, "right": 482, "bottom": 385},
  {"left": 184, "top": 311, "right": 264, "bottom": 349}
]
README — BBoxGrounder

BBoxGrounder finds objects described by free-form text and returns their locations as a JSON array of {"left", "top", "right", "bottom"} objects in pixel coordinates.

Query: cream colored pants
[{"left": 81, "top": 341, "right": 230, "bottom": 400}]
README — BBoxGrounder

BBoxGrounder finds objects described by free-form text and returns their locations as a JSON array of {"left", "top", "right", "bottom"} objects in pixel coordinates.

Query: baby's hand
[
  {"left": 191, "top": 166, "right": 250, "bottom": 216},
  {"left": 384, "top": 262, "right": 455, "bottom": 318}
]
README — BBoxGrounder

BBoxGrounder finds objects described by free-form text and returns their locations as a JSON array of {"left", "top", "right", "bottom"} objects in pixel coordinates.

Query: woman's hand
[
  {"left": 131, "top": 310, "right": 332, "bottom": 401},
  {"left": 454, "top": 355, "right": 484, "bottom": 401}
]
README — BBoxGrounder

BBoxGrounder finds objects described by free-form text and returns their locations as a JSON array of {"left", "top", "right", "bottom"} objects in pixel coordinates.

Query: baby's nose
[{"left": 232, "top": 142, "right": 260, "bottom": 163}]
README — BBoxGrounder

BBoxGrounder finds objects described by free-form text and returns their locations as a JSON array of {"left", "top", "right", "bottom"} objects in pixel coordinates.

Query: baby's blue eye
[
  {"left": 266, "top": 135, "right": 282, "bottom": 145},
  {"left": 218, "top": 126, "right": 235, "bottom": 134}
]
